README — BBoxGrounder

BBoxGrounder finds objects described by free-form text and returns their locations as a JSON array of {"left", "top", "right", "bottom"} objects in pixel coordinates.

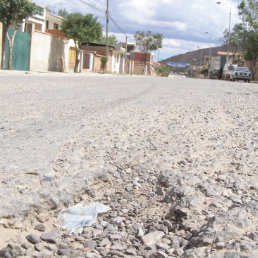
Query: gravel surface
[{"left": 0, "top": 74, "right": 257, "bottom": 257}]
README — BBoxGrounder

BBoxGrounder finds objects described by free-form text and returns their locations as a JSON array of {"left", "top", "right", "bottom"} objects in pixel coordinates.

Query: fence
[{"left": 4, "top": 28, "right": 30, "bottom": 71}]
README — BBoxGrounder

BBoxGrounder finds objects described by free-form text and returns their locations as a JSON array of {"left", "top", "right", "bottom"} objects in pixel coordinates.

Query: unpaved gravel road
[{"left": 0, "top": 74, "right": 257, "bottom": 257}]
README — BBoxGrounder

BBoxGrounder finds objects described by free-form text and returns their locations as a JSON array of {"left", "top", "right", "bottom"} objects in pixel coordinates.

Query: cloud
[{"left": 33, "top": 0, "right": 241, "bottom": 60}]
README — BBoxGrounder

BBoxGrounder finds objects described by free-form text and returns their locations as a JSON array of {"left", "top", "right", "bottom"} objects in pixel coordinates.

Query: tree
[
  {"left": 61, "top": 13, "right": 102, "bottom": 72},
  {"left": 58, "top": 8, "right": 69, "bottom": 18},
  {"left": 98, "top": 34, "right": 118, "bottom": 46},
  {"left": 0, "top": 0, "right": 36, "bottom": 69},
  {"left": 224, "top": 0, "right": 258, "bottom": 79},
  {"left": 134, "top": 31, "right": 163, "bottom": 74}
]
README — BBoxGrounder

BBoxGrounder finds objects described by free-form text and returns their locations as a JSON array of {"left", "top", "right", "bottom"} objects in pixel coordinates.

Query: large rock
[
  {"left": 142, "top": 231, "right": 165, "bottom": 246},
  {"left": 26, "top": 234, "right": 41, "bottom": 244}
]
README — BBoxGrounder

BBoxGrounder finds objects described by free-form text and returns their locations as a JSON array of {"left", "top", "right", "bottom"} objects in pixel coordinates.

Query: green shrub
[
  {"left": 201, "top": 68, "right": 208, "bottom": 76},
  {"left": 100, "top": 57, "right": 108, "bottom": 71},
  {"left": 155, "top": 66, "right": 170, "bottom": 77}
]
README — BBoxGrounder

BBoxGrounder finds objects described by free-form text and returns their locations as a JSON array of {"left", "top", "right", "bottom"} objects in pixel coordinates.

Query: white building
[
  {"left": 45, "top": 10, "right": 63, "bottom": 31},
  {"left": 21, "top": 4, "right": 46, "bottom": 33}
]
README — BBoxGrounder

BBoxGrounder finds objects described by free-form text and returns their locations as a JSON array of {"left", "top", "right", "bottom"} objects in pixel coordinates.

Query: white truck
[
  {"left": 208, "top": 56, "right": 222, "bottom": 79},
  {"left": 223, "top": 63, "right": 238, "bottom": 80}
]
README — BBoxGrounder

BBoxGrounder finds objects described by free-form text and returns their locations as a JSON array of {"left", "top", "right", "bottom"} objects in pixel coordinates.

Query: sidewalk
[{"left": 0, "top": 69, "right": 113, "bottom": 77}]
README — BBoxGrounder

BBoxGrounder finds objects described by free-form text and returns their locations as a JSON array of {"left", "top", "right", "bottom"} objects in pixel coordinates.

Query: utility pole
[
  {"left": 125, "top": 36, "right": 128, "bottom": 73},
  {"left": 200, "top": 49, "right": 203, "bottom": 66},
  {"left": 105, "top": 0, "right": 109, "bottom": 58},
  {"left": 216, "top": 1, "right": 232, "bottom": 63},
  {"left": 226, "top": 6, "right": 232, "bottom": 63},
  {"left": 205, "top": 32, "right": 212, "bottom": 67}
]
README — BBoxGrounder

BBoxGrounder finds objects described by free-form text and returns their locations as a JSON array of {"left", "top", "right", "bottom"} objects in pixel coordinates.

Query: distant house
[
  {"left": 20, "top": 3, "right": 46, "bottom": 33},
  {"left": 16, "top": 3, "right": 64, "bottom": 34},
  {"left": 131, "top": 52, "right": 154, "bottom": 75},
  {"left": 132, "top": 52, "right": 152, "bottom": 63},
  {"left": 81, "top": 42, "right": 126, "bottom": 73},
  {"left": 45, "top": 10, "right": 63, "bottom": 31}
]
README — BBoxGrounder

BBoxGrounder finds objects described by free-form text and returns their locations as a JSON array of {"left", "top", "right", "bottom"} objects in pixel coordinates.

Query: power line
[
  {"left": 77, "top": 0, "right": 106, "bottom": 16},
  {"left": 86, "top": 0, "right": 106, "bottom": 14},
  {"left": 76, "top": 0, "right": 127, "bottom": 38},
  {"left": 108, "top": 14, "right": 126, "bottom": 36}
]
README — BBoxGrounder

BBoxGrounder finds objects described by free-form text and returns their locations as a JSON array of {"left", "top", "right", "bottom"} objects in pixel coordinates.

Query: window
[
  {"left": 46, "top": 20, "right": 49, "bottom": 29},
  {"left": 54, "top": 23, "right": 59, "bottom": 30},
  {"left": 35, "top": 24, "right": 42, "bottom": 32},
  {"left": 35, "top": 7, "right": 44, "bottom": 16}
]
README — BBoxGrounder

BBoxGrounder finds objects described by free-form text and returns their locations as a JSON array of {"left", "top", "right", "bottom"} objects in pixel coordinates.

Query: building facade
[{"left": 45, "top": 10, "right": 63, "bottom": 31}]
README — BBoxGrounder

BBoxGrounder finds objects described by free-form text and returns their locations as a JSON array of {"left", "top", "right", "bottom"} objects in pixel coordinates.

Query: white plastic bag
[{"left": 58, "top": 202, "right": 111, "bottom": 233}]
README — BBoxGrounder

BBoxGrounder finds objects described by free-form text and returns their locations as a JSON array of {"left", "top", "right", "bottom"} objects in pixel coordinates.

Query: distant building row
[{"left": 0, "top": 2, "right": 154, "bottom": 75}]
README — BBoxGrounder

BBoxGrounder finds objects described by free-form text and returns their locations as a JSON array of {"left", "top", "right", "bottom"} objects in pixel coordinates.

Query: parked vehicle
[
  {"left": 208, "top": 56, "right": 227, "bottom": 79},
  {"left": 223, "top": 63, "right": 238, "bottom": 80},
  {"left": 231, "top": 67, "right": 251, "bottom": 82},
  {"left": 209, "top": 56, "right": 222, "bottom": 79}
]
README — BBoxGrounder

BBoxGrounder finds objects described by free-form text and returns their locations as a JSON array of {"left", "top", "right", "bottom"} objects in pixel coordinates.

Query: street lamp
[
  {"left": 205, "top": 32, "right": 212, "bottom": 67},
  {"left": 216, "top": 1, "right": 232, "bottom": 63}
]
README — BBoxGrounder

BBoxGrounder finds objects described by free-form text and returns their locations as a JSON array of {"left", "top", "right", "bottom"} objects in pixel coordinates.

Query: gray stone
[
  {"left": 216, "top": 242, "right": 225, "bottom": 249},
  {"left": 21, "top": 242, "right": 31, "bottom": 250},
  {"left": 105, "top": 223, "right": 117, "bottom": 232},
  {"left": 111, "top": 242, "right": 127, "bottom": 251},
  {"left": 26, "top": 234, "right": 41, "bottom": 244},
  {"left": 111, "top": 217, "right": 125, "bottom": 227},
  {"left": 142, "top": 231, "right": 165, "bottom": 246},
  {"left": 34, "top": 243, "right": 43, "bottom": 252},
  {"left": 223, "top": 251, "right": 244, "bottom": 258},
  {"left": 92, "top": 229, "right": 103, "bottom": 238},
  {"left": 85, "top": 240, "right": 96, "bottom": 249},
  {"left": 125, "top": 248, "right": 137, "bottom": 255},
  {"left": 155, "top": 250, "right": 168, "bottom": 258},
  {"left": 98, "top": 238, "right": 111, "bottom": 248},
  {"left": 58, "top": 249, "right": 70, "bottom": 256},
  {"left": 163, "top": 220, "right": 173, "bottom": 231},
  {"left": 0, "top": 244, "right": 23, "bottom": 258},
  {"left": 34, "top": 224, "right": 46, "bottom": 232},
  {"left": 109, "top": 233, "right": 122, "bottom": 240},
  {"left": 156, "top": 186, "right": 165, "bottom": 196},
  {"left": 40, "top": 230, "right": 59, "bottom": 244},
  {"left": 108, "top": 250, "right": 125, "bottom": 257},
  {"left": 156, "top": 242, "right": 170, "bottom": 253},
  {"left": 85, "top": 252, "right": 101, "bottom": 258}
]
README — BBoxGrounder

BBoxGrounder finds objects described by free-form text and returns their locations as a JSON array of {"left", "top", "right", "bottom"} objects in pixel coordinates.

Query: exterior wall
[
  {"left": 45, "top": 12, "right": 63, "bottom": 30},
  {"left": 0, "top": 22, "right": 2, "bottom": 68},
  {"left": 112, "top": 50, "right": 126, "bottom": 73},
  {"left": 125, "top": 58, "right": 134, "bottom": 74},
  {"left": 133, "top": 62, "right": 145, "bottom": 75},
  {"left": 112, "top": 51, "right": 120, "bottom": 73},
  {"left": 45, "top": 29, "right": 66, "bottom": 37},
  {"left": 93, "top": 55, "right": 104, "bottom": 73},
  {"left": 133, "top": 52, "right": 152, "bottom": 63},
  {"left": 82, "top": 46, "right": 107, "bottom": 56},
  {"left": 133, "top": 61, "right": 152, "bottom": 75},
  {"left": 30, "top": 31, "right": 75, "bottom": 72},
  {"left": 82, "top": 46, "right": 117, "bottom": 73}
]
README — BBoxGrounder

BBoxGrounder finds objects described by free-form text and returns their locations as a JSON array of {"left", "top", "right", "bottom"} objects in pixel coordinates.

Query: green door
[{"left": 5, "top": 29, "right": 30, "bottom": 71}]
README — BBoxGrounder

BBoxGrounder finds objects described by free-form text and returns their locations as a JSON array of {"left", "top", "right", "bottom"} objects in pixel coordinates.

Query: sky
[{"left": 34, "top": 0, "right": 241, "bottom": 61}]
